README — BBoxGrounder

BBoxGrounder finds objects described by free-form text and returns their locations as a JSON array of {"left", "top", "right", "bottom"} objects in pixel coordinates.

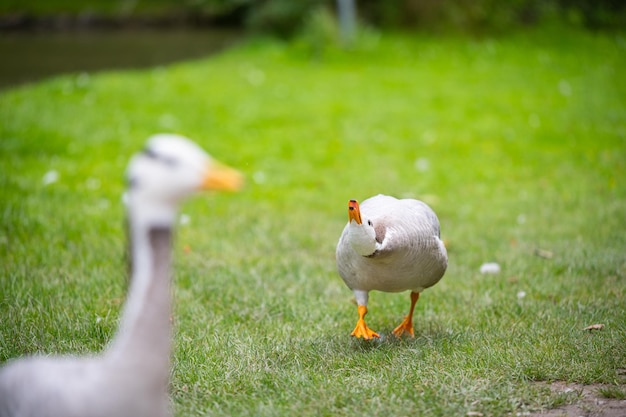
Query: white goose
[
  {"left": 336, "top": 195, "right": 447, "bottom": 339},
  {"left": 0, "top": 134, "right": 242, "bottom": 417}
]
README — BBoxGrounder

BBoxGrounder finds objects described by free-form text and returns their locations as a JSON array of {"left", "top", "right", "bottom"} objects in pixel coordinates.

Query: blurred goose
[
  {"left": 336, "top": 195, "right": 447, "bottom": 339},
  {"left": 0, "top": 134, "right": 242, "bottom": 417}
]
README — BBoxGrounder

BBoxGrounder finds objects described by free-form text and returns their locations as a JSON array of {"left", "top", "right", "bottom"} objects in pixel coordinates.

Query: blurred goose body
[
  {"left": 0, "top": 134, "right": 242, "bottom": 417},
  {"left": 336, "top": 194, "right": 447, "bottom": 339}
]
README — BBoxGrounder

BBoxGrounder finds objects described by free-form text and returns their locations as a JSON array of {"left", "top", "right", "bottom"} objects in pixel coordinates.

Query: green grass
[
  {"left": 598, "top": 385, "right": 626, "bottom": 400},
  {"left": 1, "top": 26, "right": 625, "bottom": 416}
]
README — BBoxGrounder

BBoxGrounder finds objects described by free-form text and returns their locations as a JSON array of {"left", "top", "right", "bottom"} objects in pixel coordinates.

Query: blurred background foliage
[{"left": 2, "top": 0, "right": 625, "bottom": 35}]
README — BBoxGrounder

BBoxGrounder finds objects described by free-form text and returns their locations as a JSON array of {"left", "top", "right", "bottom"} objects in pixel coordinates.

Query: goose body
[
  {"left": 336, "top": 194, "right": 447, "bottom": 339},
  {"left": 0, "top": 134, "right": 242, "bottom": 417}
]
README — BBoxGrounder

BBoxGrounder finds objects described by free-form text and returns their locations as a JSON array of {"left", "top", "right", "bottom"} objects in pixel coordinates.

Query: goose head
[
  {"left": 347, "top": 199, "right": 378, "bottom": 256},
  {"left": 125, "top": 133, "right": 243, "bottom": 228}
]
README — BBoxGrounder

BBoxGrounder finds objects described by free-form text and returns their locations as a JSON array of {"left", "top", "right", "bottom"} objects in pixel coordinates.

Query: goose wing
[{"left": 361, "top": 195, "right": 442, "bottom": 258}]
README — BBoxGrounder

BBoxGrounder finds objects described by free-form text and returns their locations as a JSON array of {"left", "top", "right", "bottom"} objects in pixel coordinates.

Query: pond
[{"left": 0, "top": 28, "right": 243, "bottom": 90}]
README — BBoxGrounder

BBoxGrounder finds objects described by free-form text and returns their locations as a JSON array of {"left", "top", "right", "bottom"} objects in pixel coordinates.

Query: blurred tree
[
  {"left": 243, "top": 0, "right": 325, "bottom": 37},
  {"left": 2, "top": 0, "right": 624, "bottom": 32},
  {"left": 359, "top": 0, "right": 625, "bottom": 32}
]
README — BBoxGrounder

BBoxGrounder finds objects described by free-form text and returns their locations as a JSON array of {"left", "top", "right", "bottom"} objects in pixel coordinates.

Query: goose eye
[
  {"left": 367, "top": 220, "right": 373, "bottom": 227},
  {"left": 143, "top": 147, "right": 179, "bottom": 167}
]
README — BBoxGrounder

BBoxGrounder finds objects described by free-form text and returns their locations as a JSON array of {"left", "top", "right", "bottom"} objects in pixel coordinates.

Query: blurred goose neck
[{"left": 107, "top": 212, "right": 173, "bottom": 383}]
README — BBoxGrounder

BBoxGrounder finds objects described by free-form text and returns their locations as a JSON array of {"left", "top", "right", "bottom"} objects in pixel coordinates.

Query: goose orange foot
[
  {"left": 392, "top": 315, "right": 414, "bottom": 338},
  {"left": 351, "top": 305, "right": 380, "bottom": 339},
  {"left": 392, "top": 291, "right": 421, "bottom": 338}
]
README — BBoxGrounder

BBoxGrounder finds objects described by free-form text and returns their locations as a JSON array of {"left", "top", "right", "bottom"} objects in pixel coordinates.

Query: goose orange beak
[
  {"left": 201, "top": 161, "right": 243, "bottom": 191},
  {"left": 348, "top": 199, "right": 362, "bottom": 224}
]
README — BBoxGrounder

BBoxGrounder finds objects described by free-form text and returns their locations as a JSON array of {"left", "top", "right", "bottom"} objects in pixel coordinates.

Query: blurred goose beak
[{"left": 201, "top": 161, "right": 243, "bottom": 191}]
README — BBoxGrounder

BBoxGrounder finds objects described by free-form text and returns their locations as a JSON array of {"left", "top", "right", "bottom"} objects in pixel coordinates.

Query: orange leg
[
  {"left": 351, "top": 305, "right": 380, "bottom": 340},
  {"left": 392, "top": 291, "right": 420, "bottom": 338}
]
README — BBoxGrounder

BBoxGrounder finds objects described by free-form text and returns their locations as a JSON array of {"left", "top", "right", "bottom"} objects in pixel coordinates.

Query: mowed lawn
[{"left": 1, "top": 26, "right": 625, "bottom": 416}]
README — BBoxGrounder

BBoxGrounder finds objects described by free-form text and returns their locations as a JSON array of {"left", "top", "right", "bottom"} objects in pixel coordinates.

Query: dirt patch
[{"left": 528, "top": 382, "right": 626, "bottom": 417}]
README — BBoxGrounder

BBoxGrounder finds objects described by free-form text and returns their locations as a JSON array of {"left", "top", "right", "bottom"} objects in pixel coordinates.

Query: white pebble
[
  {"left": 179, "top": 214, "right": 191, "bottom": 226},
  {"left": 558, "top": 79, "right": 572, "bottom": 96},
  {"left": 480, "top": 262, "right": 501, "bottom": 274},
  {"left": 253, "top": 171, "right": 266, "bottom": 184},
  {"left": 414, "top": 157, "right": 430, "bottom": 172},
  {"left": 42, "top": 170, "right": 59, "bottom": 186}
]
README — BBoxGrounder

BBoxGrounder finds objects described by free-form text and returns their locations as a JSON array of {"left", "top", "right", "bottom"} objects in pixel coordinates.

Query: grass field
[{"left": 1, "top": 25, "right": 625, "bottom": 416}]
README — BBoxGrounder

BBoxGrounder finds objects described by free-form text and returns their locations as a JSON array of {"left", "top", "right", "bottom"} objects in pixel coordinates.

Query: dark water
[{"left": 0, "top": 29, "right": 242, "bottom": 90}]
